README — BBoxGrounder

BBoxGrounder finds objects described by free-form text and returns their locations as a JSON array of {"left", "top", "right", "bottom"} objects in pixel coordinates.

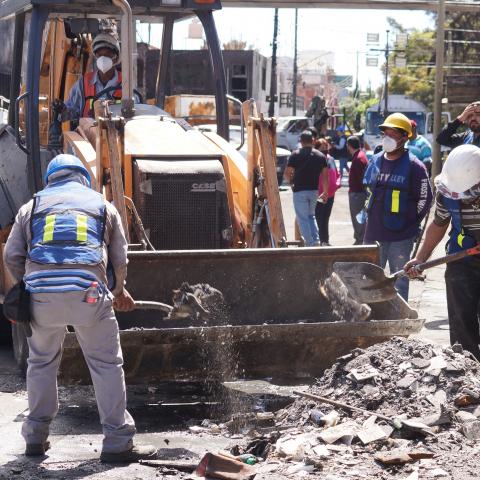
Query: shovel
[
  {"left": 333, "top": 244, "right": 480, "bottom": 303},
  {"left": 134, "top": 301, "right": 173, "bottom": 314}
]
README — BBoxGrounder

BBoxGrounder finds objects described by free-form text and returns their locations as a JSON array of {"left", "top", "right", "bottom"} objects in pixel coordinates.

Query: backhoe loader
[{"left": 0, "top": 0, "right": 423, "bottom": 383}]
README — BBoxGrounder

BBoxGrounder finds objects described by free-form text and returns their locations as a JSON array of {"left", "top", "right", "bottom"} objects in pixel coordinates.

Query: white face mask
[
  {"left": 96, "top": 56, "right": 113, "bottom": 74},
  {"left": 382, "top": 135, "right": 398, "bottom": 153}
]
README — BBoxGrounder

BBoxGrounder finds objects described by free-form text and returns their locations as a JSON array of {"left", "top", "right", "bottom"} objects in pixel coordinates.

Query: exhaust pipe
[{"left": 112, "top": 0, "right": 134, "bottom": 118}]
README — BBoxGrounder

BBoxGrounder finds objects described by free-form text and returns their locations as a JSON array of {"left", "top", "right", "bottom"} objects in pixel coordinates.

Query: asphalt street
[{"left": 0, "top": 178, "right": 451, "bottom": 478}]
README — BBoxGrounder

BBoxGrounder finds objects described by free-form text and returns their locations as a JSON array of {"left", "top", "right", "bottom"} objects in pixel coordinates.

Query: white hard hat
[
  {"left": 435, "top": 144, "right": 480, "bottom": 198},
  {"left": 92, "top": 33, "right": 120, "bottom": 56}
]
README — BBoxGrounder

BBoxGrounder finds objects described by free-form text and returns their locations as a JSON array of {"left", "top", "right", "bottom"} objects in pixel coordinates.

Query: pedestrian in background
[
  {"left": 407, "top": 120, "right": 432, "bottom": 176},
  {"left": 437, "top": 101, "right": 480, "bottom": 148},
  {"left": 3, "top": 155, "right": 157, "bottom": 462},
  {"left": 405, "top": 145, "right": 480, "bottom": 360},
  {"left": 315, "top": 138, "right": 340, "bottom": 246},
  {"left": 332, "top": 126, "right": 350, "bottom": 179},
  {"left": 284, "top": 131, "right": 329, "bottom": 246},
  {"left": 361, "top": 113, "right": 432, "bottom": 301},
  {"left": 347, "top": 136, "right": 368, "bottom": 245}
]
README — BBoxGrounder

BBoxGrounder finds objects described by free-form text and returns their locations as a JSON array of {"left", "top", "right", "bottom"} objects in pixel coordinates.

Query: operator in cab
[{"left": 53, "top": 33, "right": 123, "bottom": 121}]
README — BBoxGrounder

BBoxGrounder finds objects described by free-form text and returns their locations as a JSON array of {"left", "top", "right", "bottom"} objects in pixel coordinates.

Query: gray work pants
[
  {"left": 22, "top": 289, "right": 136, "bottom": 453},
  {"left": 349, "top": 191, "right": 367, "bottom": 244}
]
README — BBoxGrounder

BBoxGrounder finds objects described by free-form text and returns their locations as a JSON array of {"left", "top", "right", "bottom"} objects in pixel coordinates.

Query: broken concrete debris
[
  {"left": 226, "top": 337, "right": 480, "bottom": 478},
  {"left": 142, "top": 337, "right": 479, "bottom": 478}
]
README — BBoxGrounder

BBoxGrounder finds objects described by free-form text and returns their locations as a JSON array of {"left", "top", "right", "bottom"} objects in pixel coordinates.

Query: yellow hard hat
[{"left": 379, "top": 113, "right": 413, "bottom": 138}]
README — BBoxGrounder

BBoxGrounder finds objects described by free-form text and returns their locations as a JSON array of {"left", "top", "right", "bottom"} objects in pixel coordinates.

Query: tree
[
  {"left": 389, "top": 13, "right": 480, "bottom": 114},
  {"left": 386, "top": 16, "right": 406, "bottom": 34},
  {"left": 387, "top": 27, "right": 436, "bottom": 110},
  {"left": 340, "top": 95, "right": 378, "bottom": 131}
]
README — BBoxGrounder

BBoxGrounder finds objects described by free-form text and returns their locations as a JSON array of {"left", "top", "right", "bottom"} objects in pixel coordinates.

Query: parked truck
[{"left": 364, "top": 95, "right": 451, "bottom": 151}]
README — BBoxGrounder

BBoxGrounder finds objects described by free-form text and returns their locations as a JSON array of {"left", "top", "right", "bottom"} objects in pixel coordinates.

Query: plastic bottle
[
  {"left": 309, "top": 408, "right": 325, "bottom": 425},
  {"left": 238, "top": 454, "right": 257, "bottom": 465},
  {"left": 84, "top": 282, "right": 100, "bottom": 304}
]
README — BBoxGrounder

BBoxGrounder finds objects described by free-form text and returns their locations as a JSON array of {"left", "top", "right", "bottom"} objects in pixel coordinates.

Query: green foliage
[
  {"left": 340, "top": 96, "right": 378, "bottom": 130},
  {"left": 388, "top": 13, "right": 480, "bottom": 111},
  {"left": 388, "top": 29, "right": 435, "bottom": 110}
]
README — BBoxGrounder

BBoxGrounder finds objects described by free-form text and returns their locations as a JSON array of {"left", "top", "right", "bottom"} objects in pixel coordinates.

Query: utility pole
[
  {"left": 292, "top": 8, "right": 298, "bottom": 115},
  {"left": 432, "top": 0, "right": 446, "bottom": 181},
  {"left": 268, "top": 8, "right": 279, "bottom": 117},
  {"left": 384, "top": 30, "right": 390, "bottom": 115},
  {"left": 354, "top": 51, "right": 359, "bottom": 99},
  {"left": 369, "top": 30, "right": 405, "bottom": 117}
]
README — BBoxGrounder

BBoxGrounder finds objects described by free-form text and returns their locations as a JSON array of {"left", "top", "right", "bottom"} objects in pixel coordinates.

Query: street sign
[
  {"left": 395, "top": 33, "right": 408, "bottom": 48},
  {"left": 367, "top": 32, "right": 379, "bottom": 43},
  {"left": 366, "top": 57, "right": 378, "bottom": 67}
]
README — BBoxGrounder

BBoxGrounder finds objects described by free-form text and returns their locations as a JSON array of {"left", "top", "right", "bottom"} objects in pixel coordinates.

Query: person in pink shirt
[{"left": 315, "top": 138, "right": 341, "bottom": 246}]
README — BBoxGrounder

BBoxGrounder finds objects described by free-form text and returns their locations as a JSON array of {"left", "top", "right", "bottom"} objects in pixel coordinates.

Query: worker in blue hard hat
[{"left": 3, "top": 154, "right": 157, "bottom": 463}]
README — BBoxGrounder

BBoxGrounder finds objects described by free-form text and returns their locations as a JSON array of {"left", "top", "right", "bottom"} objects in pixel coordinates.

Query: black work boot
[
  {"left": 100, "top": 444, "right": 157, "bottom": 463},
  {"left": 25, "top": 441, "right": 51, "bottom": 456}
]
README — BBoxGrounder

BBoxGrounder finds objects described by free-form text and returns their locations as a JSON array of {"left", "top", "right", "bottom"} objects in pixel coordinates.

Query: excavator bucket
[{"left": 59, "top": 246, "right": 424, "bottom": 385}]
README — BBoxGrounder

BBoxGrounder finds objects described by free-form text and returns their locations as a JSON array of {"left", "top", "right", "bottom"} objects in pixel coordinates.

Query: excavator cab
[{"left": 0, "top": 0, "right": 251, "bottom": 250}]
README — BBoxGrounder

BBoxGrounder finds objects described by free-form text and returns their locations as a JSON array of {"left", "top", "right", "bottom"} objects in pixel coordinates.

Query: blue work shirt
[
  {"left": 406, "top": 135, "right": 432, "bottom": 164},
  {"left": 62, "top": 69, "right": 122, "bottom": 121}
]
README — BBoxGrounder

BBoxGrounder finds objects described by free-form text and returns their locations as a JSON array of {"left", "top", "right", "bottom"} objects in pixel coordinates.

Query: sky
[{"left": 136, "top": 7, "right": 435, "bottom": 90}]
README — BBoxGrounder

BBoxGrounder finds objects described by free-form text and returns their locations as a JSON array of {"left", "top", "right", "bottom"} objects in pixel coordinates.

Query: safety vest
[
  {"left": 364, "top": 151, "right": 412, "bottom": 232},
  {"left": 28, "top": 181, "right": 106, "bottom": 266},
  {"left": 442, "top": 197, "right": 477, "bottom": 255},
  {"left": 464, "top": 131, "right": 474, "bottom": 145},
  {"left": 82, "top": 70, "right": 122, "bottom": 118}
]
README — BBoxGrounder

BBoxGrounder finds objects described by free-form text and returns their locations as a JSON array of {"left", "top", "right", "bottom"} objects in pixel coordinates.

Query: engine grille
[{"left": 133, "top": 159, "right": 231, "bottom": 250}]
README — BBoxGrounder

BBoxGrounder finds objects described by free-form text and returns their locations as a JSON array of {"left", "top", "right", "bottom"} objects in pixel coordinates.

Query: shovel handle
[
  {"left": 395, "top": 244, "right": 480, "bottom": 278},
  {"left": 134, "top": 301, "right": 173, "bottom": 314}
]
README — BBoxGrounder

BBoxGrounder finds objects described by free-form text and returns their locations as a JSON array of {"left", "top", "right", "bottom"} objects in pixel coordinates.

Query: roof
[
  {"left": 367, "top": 95, "right": 427, "bottom": 112},
  {"left": 0, "top": 0, "right": 220, "bottom": 20}
]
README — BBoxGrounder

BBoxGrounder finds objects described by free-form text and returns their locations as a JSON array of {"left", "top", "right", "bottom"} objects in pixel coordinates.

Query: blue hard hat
[{"left": 45, "top": 154, "right": 91, "bottom": 186}]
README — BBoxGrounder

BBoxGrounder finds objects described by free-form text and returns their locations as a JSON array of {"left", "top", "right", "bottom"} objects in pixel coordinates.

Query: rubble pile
[
  {"left": 250, "top": 338, "right": 480, "bottom": 479},
  {"left": 283, "top": 337, "right": 480, "bottom": 425}
]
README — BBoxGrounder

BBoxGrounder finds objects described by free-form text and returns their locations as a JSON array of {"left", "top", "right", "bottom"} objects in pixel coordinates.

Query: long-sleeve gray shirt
[{"left": 4, "top": 185, "right": 128, "bottom": 296}]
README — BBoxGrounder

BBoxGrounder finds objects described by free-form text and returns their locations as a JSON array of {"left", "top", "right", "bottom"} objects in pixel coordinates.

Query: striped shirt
[{"left": 434, "top": 192, "right": 480, "bottom": 242}]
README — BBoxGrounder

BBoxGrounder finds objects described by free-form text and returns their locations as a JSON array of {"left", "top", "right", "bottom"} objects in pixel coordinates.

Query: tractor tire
[{"left": 12, "top": 322, "right": 28, "bottom": 375}]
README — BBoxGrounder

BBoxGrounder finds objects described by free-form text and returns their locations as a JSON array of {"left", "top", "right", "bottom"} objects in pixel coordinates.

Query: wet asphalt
[{"left": 0, "top": 183, "right": 450, "bottom": 478}]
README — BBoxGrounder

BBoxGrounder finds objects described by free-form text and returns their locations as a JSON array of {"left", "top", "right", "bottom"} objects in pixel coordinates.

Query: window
[{"left": 230, "top": 64, "right": 248, "bottom": 102}]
